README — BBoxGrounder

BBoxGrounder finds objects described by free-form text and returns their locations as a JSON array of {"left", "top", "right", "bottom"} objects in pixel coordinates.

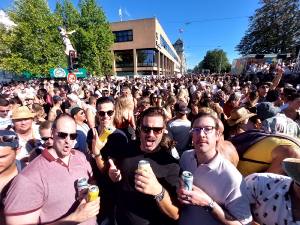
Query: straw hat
[
  {"left": 282, "top": 158, "right": 300, "bottom": 184},
  {"left": 227, "top": 107, "right": 256, "bottom": 126},
  {"left": 12, "top": 106, "right": 35, "bottom": 120}
]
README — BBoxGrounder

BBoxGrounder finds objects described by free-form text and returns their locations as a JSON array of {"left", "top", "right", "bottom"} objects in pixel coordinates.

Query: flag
[{"left": 119, "top": 8, "right": 122, "bottom": 17}]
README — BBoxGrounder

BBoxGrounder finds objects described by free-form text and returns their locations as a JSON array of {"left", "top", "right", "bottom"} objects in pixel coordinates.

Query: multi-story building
[{"left": 110, "top": 18, "right": 181, "bottom": 76}]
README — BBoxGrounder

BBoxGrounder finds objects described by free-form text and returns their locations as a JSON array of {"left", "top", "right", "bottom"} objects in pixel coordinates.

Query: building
[
  {"left": 173, "top": 38, "right": 187, "bottom": 75},
  {"left": 110, "top": 18, "right": 181, "bottom": 76}
]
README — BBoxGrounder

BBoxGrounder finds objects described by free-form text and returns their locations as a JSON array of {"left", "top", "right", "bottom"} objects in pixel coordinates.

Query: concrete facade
[{"left": 110, "top": 18, "right": 181, "bottom": 76}]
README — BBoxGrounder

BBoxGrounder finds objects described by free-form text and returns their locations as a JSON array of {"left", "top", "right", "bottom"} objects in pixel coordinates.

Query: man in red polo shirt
[{"left": 4, "top": 114, "right": 100, "bottom": 225}]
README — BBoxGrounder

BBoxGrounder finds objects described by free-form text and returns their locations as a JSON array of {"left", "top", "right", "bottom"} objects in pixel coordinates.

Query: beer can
[
  {"left": 181, "top": 171, "right": 193, "bottom": 191},
  {"left": 138, "top": 160, "right": 151, "bottom": 172},
  {"left": 87, "top": 185, "right": 99, "bottom": 202},
  {"left": 99, "top": 127, "right": 114, "bottom": 142},
  {"left": 77, "top": 178, "right": 89, "bottom": 200}
]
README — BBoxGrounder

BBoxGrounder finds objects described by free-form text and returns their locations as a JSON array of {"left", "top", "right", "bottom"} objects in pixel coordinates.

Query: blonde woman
[
  {"left": 164, "top": 95, "right": 177, "bottom": 121},
  {"left": 114, "top": 96, "right": 136, "bottom": 140}
]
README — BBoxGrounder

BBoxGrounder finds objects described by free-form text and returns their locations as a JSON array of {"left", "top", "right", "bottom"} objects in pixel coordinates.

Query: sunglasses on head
[
  {"left": 56, "top": 132, "right": 77, "bottom": 140},
  {"left": 41, "top": 136, "right": 53, "bottom": 142},
  {"left": 140, "top": 125, "right": 164, "bottom": 134},
  {"left": 0, "top": 135, "right": 18, "bottom": 143},
  {"left": 98, "top": 110, "right": 114, "bottom": 117}
]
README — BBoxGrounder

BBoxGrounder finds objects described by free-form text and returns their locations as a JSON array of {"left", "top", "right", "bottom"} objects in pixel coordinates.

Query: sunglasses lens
[
  {"left": 70, "top": 133, "right": 77, "bottom": 140},
  {"left": 41, "top": 137, "right": 51, "bottom": 141},
  {"left": 141, "top": 126, "right": 163, "bottom": 134},
  {"left": 57, "top": 132, "right": 68, "bottom": 139},
  {"left": 2, "top": 135, "right": 16, "bottom": 142},
  {"left": 98, "top": 110, "right": 114, "bottom": 117},
  {"left": 107, "top": 110, "right": 114, "bottom": 116},
  {"left": 57, "top": 132, "right": 77, "bottom": 140}
]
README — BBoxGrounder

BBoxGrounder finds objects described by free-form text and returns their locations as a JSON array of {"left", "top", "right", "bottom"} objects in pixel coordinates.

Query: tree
[
  {"left": 75, "top": 0, "right": 114, "bottom": 76},
  {"left": 194, "top": 49, "right": 231, "bottom": 73},
  {"left": 236, "top": 0, "right": 300, "bottom": 55},
  {"left": 0, "top": 0, "right": 66, "bottom": 76}
]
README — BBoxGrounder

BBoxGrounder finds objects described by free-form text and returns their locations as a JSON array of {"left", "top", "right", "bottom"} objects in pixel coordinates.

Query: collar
[
  {"left": 42, "top": 148, "right": 75, "bottom": 162},
  {"left": 196, "top": 151, "right": 221, "bottom": 170}
]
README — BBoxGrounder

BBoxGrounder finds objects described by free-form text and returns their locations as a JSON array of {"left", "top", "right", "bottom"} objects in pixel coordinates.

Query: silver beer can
[
  {"left": 181, "top": 171, "right": 193, "bottom": 191},
  {"left": 77, "top": 177, "right": 89, "bottom": 199}
]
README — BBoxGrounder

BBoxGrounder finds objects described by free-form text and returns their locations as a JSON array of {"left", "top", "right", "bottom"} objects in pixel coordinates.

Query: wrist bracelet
[
  {"left": 154, "top": 187, "right": 165, "bottom": 202},
  {"left": 92, "top": 152, "right": 102, "bottom": 159}
]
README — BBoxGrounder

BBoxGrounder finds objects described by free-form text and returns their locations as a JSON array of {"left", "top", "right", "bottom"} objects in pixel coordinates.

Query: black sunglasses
[
  {"left": 56, "top": 132, "right": 77, "bottom": 140},
  {"left": 0, "top": 135, "right": 18, "bottom": 143},
  {"left": 41, "top": 136, "right": 53, "bottom": 142},
  {"left": 98, "top": 110, "right": 114, "bottom": 117},
  {"left": 141, "top": 125, "right": 164, "bottom": 134}
]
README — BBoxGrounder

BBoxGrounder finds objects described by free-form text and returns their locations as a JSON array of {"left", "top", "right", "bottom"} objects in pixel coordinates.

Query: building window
[
  {"left": 137, "top": 49, "right": 157, "bottom": 67},
  {"left": 113, "top": 30, "right": 133, "bottom": 43},
  {"left": 115, "top": 50, "right": 134, "bottom": 68},
  {"left": 160, "top": 35, "right": 179, "bottom": 62}
]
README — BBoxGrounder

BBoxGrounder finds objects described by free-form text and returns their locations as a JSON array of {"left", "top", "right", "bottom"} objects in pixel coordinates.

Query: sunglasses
[
  {"left": 41, "top": 136, "right": 53, "bottom": 142},
  {"left": 98, "top": 110, "right": 114, "bottom": 117},
  {"left": 140, "top": 125, "right": 164, "bottom": 134},
  {"left": 56, "top": 132, "right": 77, "bottom": 140},
  {"left": 0, "top": 135, "right": 18, "bottom": 143},
  {"left": 192, "top": 126, "right": 215, "bottom": 135},
  {"left": 0, "top": 110, "right": 10, "bottom": 113}
]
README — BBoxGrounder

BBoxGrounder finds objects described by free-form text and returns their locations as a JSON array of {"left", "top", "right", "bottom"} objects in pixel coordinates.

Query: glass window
[
  {"left": 160, "top": 35, "right": 179, "bottom": 62},
  {"left": 137, "top": 49, "right": 157, "bottom": 67},
  {"left": 115, "top": 50, "right": 134, "bottom": 68},
  {"left": 113, "top": 30, "right": 133, "bottom": 43}
]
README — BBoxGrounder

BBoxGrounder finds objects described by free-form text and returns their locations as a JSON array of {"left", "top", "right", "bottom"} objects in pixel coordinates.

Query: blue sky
[{"left": 0, "top": 0, "right": 260, "bottom": 69}]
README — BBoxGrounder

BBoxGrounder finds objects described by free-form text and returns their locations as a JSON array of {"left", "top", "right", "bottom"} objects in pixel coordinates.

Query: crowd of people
[{"left": 0, "top": 65, "right": 300, "bottom": 225}]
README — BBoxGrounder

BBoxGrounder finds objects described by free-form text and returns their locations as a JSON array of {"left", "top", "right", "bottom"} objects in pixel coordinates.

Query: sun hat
[
  {"left": 282, "top": 158, "right": 300, "bottom": 184},
  {"left": 227, "top": 107, "right": 256, "bottom": 126},
  {"left": 12, "top": 106, "right": 35, "bottom": 120}
]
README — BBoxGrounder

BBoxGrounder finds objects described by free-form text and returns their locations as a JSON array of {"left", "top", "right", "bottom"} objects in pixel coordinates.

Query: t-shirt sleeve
[
  {"left": 224, "top": 179, "right": 253, "bottom": 225},
  {"left": 4, "top": 174, "right": 44, "bottom": 216}
]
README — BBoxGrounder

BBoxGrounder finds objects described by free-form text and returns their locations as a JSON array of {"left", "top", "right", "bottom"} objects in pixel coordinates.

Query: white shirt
[
  {"left": 245, "top": 173, "right": 300, "bottom": 225},
  {"left": 179, "top": 150, "right": 252, "bottom": 225}
]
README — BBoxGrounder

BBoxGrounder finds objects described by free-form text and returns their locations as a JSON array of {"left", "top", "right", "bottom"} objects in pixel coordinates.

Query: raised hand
[{"left": 108, "top": 158, "right": 122, "bottom": 182}]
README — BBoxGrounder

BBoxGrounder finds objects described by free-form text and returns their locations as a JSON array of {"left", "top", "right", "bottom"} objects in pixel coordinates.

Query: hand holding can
[{"left": 181, "top": 171, "right": 193, "bottom": 191}]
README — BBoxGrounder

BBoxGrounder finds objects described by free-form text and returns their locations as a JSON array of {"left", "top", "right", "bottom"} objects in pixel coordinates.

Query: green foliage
[
  {"left": 0, "top": 0, "right": 114, "bottom": 76},
  {"left": 236, "top": 0, "right": 300, "bottom": 55},
  {"left": 0, "top": 0, "right": 67, "bottom": 76},
  {"left": 193, "top": 49, "right": 231, "bottom": 73},
  {"left": 76, "top": 0, "right": 114, "bottom": 76}
]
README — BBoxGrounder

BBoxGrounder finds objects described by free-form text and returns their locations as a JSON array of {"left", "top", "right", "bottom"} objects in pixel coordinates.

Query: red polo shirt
[{"left": 4, "top": 149, "right": 96, "bottom": 225}]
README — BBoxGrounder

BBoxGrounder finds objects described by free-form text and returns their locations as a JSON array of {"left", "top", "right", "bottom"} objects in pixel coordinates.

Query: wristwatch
[
  {"left": 204, "top": 199, "right": 215, "bottom": 212},
  {"left": 91, "top": 152, "right": 102, "bottom": 159},
  {"left": 154, "top": 187, "right": 165, "bottom": 202}
]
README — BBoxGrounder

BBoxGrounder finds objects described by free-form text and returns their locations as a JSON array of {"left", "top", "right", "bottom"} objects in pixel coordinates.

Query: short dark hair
[
  {"left": 0, "top": 98, "right": 9, "bottom": 107},
  {"left": 52, "top": 113, "right": 75, "bottom": 130},
  {"left": 138, "top": 107, "right": 166, "bottom": 127},
  {"left": 39, "top": 120, "right": 53, "bottom": 133},
  {"left": 96, "top": 97, "right": 115, "bottom": 108},
  {"left": 192, "top": 112, "right": 219, "bottom": 130}
]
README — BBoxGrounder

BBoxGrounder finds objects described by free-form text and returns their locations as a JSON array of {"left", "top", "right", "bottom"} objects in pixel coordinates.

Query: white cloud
[{"left": 0, "top": 10, "right": 17, "bottom": 29}]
